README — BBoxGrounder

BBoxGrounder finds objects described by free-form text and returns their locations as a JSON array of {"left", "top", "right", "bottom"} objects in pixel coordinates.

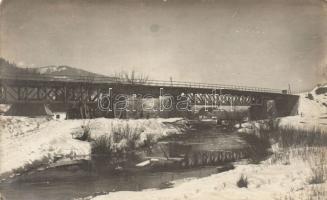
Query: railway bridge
[{"left": 0, "top": 73, "right": 299, "bottom": 120}]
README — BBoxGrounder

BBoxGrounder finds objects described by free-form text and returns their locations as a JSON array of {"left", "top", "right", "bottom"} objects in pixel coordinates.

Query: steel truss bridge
[{"left": 0, "top": 73, "right": 299, "bottom": 119}]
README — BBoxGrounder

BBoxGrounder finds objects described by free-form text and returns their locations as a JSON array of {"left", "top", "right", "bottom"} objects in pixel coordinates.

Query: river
[{"left": 0, "top": 126, "right": 269, "bottom": 200}]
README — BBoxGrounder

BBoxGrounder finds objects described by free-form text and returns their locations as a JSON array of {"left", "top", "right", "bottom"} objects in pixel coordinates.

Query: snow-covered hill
[
  {"left": 35, "top": 65, "right": 106, "bottom": 77},
  {"left": 36, "top": 66, "right": 69, "bottom": 74},
  {"left": 0, "top": 57, "right": 107, "bottom": 78}
]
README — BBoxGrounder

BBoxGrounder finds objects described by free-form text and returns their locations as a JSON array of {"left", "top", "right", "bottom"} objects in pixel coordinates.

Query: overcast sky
[{"left": 0, "top": 0, "right": 326, "bottom": 91}]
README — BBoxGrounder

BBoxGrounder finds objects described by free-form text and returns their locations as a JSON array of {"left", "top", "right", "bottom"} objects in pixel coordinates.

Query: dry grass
[
  {"left": 269, "top": 147, "right": 327, "bottom": 200},
  {"left": 305, "top": 185, "right": 327, "bottom": 200},
  {"left": 258, "top": 126, "right": 327, "bottom": 200},
  {"left": 91, "top": 135, "right": 113, "bottom": 155},
  {"left": 111, "top": 123, "right": 143, "bottom": 150},
  {"left": 239, "top": 121, "right": 327, "bottom": 200},
  {"left": 271, "top": 147, "right": 327, "bottom": 200},
  {"left": 307, "top": 148, "right": 327, "bottom": 185},
  {"left": 279, "top": 185, "right": 327, "bottom": 200},
  {"left": 256, "top": 126, "right": 327, "bottom": 148}
]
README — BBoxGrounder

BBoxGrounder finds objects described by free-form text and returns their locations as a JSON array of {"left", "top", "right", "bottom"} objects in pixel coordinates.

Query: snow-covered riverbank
[
  {"left": 0, "top": 117, "right": 183, "bottom": 176},
  {"left": 89, "top": 157, "right": 314, "bottom": 200}
]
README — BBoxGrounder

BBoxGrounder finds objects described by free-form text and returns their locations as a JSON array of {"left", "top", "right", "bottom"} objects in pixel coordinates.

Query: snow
[
  {"left": 36, "top": 66, "right": 67, "bottom": 74},
  {"left": 91, "top": 160, "right": 312, "bottom": 200},
  {"left": 0, "top": 117, "right": 182, "bottom": 175},
  {"left": 87, "top": 118, "right": 183, "bottom": 138},
  {"left": 238, "top": 86, "right": 327, "bottom": 133},
  {"left": 278, "top": 86, "right": 327, "bottom": 131},
  {"left": 0, "top": 117, "right": 89, "bottom": 175},
  {"left": 297, "top": 90, "right": 327, "bottom": 117},
  {"left": 88, "top": 85, "right": 327, "bottom": 200},
  {"left": 0, "top": 104, "right": 10, "bottom": 113}
]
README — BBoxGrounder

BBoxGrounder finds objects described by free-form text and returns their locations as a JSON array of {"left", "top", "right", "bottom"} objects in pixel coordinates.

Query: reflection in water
[{"left": 0, "top": 167, "right": 221, "bottom": 200}]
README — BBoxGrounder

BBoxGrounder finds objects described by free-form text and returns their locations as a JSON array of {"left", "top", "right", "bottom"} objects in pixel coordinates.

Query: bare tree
[{"left": 115, "top": 70, "right": 149, "bottom": 84}]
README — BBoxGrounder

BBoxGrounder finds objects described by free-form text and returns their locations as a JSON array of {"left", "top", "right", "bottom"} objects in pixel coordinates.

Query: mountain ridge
[{"left": 0, "top": 57, "right": 107, "bottom": 77}]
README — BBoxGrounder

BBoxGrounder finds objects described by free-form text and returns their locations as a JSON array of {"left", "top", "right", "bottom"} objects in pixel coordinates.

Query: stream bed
[{"left": 0, "top": 127, "right": 269, "bottom": 200}]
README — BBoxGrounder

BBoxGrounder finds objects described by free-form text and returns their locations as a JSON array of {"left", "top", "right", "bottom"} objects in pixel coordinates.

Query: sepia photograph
[{"left": 0, "top": 0, "right": 327, "bottom": 199}]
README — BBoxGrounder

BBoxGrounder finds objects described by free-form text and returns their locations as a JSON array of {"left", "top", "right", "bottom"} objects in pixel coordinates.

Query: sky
[{"left": 0, "top": 0, "right": 326, "bottom": 91}]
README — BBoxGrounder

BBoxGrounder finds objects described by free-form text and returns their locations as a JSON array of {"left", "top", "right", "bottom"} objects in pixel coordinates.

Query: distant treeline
[{"left": 0, "top": 57, "right": 38, "bottom": 75}]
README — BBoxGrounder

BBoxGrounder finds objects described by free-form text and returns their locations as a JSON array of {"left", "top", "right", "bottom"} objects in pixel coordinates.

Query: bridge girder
[
  {"left": 0, "top": 78, "right": 299, "bottom": 118},
  {"left": 0, "top": 81, "right": 266, "bottom": 106}
]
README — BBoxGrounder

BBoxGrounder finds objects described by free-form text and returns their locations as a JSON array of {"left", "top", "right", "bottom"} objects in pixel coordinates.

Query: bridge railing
[
  {"left": 0, "top": 73, "right": 283, "bottom": 94},
  {"left": 143, "top": 80, "right": 282, "bottom": 93}
]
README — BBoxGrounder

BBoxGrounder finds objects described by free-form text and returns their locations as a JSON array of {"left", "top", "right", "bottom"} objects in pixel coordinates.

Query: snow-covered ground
[
  {"left": 91, "top": 159, "right": 313, "bottom": 200},
  {"left": 0, "top": 117, "right": 182, "bottom": 176},
  {"left": 278, "top": 87, "right": 327, "bottom": 131},
  {"left": 88, "top": 86, "right": 327, "bottom": 200},
  {"left": 0, "top": 117, "right": 89, "bottom": 175}
]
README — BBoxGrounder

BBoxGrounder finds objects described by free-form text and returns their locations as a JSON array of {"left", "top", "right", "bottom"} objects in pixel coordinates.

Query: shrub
[
  {"left": 72, "top": 124, "right": 91, "bottom": 141},
  {"left": 91, "top": 135, "right": 113, "bottom": 155},
  {"left": 315, "top": 87, "right": 327, "bottom": 95},
  {"left": 307, "top": 93, "right": 314, "bottom": 100},
  {"left": 91, "top": 123, "right": 149, "bottom": 156},
  {"left": 80, "top": 125, "right": 91, "bottom": 141},
  {"left": 237, "top": 174, "right": 248, "bottom": 188}
]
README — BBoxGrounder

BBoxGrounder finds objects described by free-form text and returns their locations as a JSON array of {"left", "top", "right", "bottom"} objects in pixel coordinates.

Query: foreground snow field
[{"left": 90, "top": 159, "right": 314, "bottom": 200}]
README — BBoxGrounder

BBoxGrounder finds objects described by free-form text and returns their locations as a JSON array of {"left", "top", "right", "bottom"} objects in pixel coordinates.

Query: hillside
[
  {"left": 0, "top": 57, "right": 106, "bottom": 78},
  {"left": 34, "top": 65, "right": 106, "bottom": 77}
]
